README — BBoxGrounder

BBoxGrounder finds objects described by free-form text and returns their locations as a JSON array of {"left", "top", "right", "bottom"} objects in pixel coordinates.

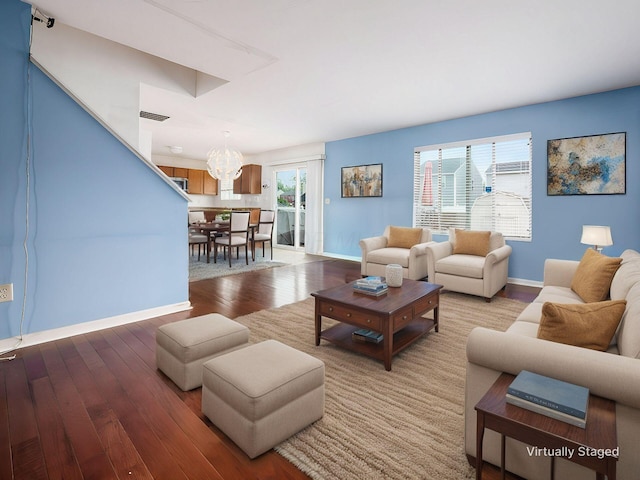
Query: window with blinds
[
  {"left": 413, "top": 132, "right": 532, "bottom": 240},
  {"left": 220, "top": 178, "right": 241, "bottom": 201}
]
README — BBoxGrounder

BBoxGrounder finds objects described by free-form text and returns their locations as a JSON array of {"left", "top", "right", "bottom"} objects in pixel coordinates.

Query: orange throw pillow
[
  {"left": 453, "top": 229, "right": 491, "bottom": 256},
  {"left": 387, "top": 226, "right": 423, "bottom": 248},
  {"left": 571, "top": 249, "right": 622, "bottom": 302},
  {"left": 538, "top": 300, "right": 626, "bottom": 351}
]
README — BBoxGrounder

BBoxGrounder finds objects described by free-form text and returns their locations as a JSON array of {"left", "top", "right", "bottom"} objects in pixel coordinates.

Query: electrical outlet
[{"left": 0, "top": 284, "right": 13, "bottom": 303}]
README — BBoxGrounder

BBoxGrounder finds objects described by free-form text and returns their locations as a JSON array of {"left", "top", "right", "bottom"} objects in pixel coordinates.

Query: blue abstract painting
[{"left": 547, "top": 132, "right": 626, "bottom": 195}]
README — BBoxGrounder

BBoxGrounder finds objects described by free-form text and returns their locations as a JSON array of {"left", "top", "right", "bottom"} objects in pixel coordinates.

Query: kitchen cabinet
[
  {"left": 203, "top": 173, "right": 218, "bottom": 195},
  {"left": 189, "top": 169, "right": 219, "bottom": 195},
  {"left": 158, "top": 165, "right": 174, "bottom": 176},
  {"left": 158, "top": 165, "right": 218, "bottom": 195},
  {"left": 233, "top": 164, "right": 262, "bottom": 194},
  {"left": 188, "top": 169, "right": 204, "bottom": 194},
  {"left": 173, "top": 167, "right": 189, "bottom": 179}
]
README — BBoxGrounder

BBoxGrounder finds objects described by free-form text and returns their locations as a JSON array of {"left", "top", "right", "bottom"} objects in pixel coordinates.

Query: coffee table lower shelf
[{"left": 319, "top": 318, "right": 435, "bottom": 363}]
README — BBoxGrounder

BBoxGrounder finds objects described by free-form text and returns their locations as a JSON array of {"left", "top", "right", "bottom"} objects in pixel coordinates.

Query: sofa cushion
[
  {"left": 532, "top": 286, "right": 584, "bottom": 305},
  {"left": 435, "top": 254, "right": 485, "bottom": 279},
  {"left": 537, "top": 300, "right": 626, "bottom": 351},
  {"left": 387, "top": 226, "right": 423, "bottom": 249},
  {"left": 367, "top": 248, "right": 410, "bottom": 268},
  {"left": 571, "top": 248, "right": 622, "bottom": 302},
  {"left": 506, "top": 320, "right": 540, "bottom": 337},
  {"left": 452, "top": 229, "right": 491, "bottom": 256},
  {"left": 514, "top": 302, "right": 544, "bottom": 324}
]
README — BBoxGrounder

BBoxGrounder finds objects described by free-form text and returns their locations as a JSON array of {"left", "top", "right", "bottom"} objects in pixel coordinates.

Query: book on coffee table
[
  {"left": 352, "top": 328, "right": 384, "bottom": 343},
  {"left": 353, "top": 277, "right": 388, "bottom": 296}
]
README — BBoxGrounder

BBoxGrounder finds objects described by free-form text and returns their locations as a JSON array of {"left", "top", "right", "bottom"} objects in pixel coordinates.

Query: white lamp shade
[{"left": 580, "top": 225, "right": 613, "bottom": 247}]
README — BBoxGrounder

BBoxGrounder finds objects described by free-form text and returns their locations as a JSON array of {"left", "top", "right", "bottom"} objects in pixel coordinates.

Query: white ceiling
[{"left": 28, "top": 0, "right": 640, "bottom": 160}]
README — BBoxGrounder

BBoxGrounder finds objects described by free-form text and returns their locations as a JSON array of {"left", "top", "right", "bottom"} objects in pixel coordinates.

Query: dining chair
[
  {"left": 188, "top": 211, "right": 206, "bottom": 225},
  {"left": 188, "top": 228, "right": 208, "bottom": 261},
  {"left": 251, "top": 209, "right": 275, "bottom": 260},
  {"left": 249, "top": 208, "right": 261, "bottom": 226},
  {"left": 213, "top": 211, "right": 251, "bottom": 267}
]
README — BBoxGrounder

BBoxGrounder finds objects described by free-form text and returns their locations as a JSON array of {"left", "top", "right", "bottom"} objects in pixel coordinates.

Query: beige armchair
[
  {"left": 359, "top": 226, "right": 433, "bottom": 280},
  {"left": 425, "top": 228, "right": 512, "bottom": 301}
]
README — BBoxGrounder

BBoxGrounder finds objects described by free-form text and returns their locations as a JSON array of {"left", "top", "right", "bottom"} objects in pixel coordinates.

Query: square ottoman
[
  {"left": 156, "top": 313, "right": 249, "bottom": 391},
  {"left": 202, "top": 339, "right": 325, "bottom": 459}
]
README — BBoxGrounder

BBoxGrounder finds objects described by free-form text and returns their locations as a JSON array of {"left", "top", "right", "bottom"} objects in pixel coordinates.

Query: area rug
[
  {"left": 189, "top": 255, "right": 287, "bottom": 281},
  {"left": 234, "top": 292, "right": 527, "bottom": 480}
]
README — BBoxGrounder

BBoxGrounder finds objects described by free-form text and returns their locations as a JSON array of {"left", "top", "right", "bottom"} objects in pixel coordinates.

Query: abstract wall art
[
  {"left": 547, "top": 132, "right": 626, "bottom": 195},
  {"left": 341, "top": 163, "right": 383, "bottom": 197}
]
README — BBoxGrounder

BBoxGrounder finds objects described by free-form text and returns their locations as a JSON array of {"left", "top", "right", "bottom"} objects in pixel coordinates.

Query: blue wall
[
  {"left": 0, "top": 0, "right": 188, "bottom": 340},
  {"left": 324, "top": 88, "right": 640, "bottom": 282}
]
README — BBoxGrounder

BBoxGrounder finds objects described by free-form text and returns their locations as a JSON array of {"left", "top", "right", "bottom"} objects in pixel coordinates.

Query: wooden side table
[{"left": 475, "top": 373, "right": 618, "bottom": 480}]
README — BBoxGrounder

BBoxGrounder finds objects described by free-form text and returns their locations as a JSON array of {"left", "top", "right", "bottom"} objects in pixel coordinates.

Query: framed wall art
[
  {"left": 341, "top": 163, "right": 383, "bottom": 197},
  {"left": 547, "top": 132, "right": 626, "bottom": 195}
]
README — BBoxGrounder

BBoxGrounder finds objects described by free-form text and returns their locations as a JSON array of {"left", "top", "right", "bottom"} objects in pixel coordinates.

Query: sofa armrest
[
  {"left": 467, "top": 327, "right": 640, "bottom": 408},
  {"left": 485, "top": 244, "right": 512, "bottom": 265},
  {"left": 409, "top": 241, "right": 435, "bottom": 258},
  {"left": 359, "top": 236, "right": 387, "bottom": 259},
  {"left": 543, "top": 258, "right": 580, "bottom": 288}
]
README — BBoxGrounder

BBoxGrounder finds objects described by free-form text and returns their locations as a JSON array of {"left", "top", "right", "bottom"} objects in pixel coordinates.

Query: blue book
[
  {"left": 354, "top": 278, "right": 387, "bottom": 292},
  {"left": 506, "top": 393, "right": 586, "bottom": 428},
  {"left": 507, "top": 371, "right": 589, "bottom": 420}
]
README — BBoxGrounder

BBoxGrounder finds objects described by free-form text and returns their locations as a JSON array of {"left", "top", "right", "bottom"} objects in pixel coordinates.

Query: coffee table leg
[
  {"left": 314, "top": 301, "right": 321, "bottom": 346},
  {"left": 434, "top": 305, "right": 439, "bottom": 332},
  {"left": 384, "top": 321, "right": 393, "bottom": 371}
]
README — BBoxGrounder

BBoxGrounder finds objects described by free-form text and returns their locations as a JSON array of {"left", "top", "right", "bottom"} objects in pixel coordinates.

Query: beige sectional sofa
[{"left": 464, "top": 249, "right": 640, "bottom": 480}]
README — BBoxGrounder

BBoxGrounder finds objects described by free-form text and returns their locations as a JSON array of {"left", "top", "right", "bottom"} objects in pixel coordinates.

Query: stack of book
[
  {"left": 352, "top": 328, "right": 384, "bottom": 344},
  {"left": 353, "top": 276, "right": 388, "bottom": 296},
  {"left": 506, "top": 370, "right": 589, "bottom": 428}
]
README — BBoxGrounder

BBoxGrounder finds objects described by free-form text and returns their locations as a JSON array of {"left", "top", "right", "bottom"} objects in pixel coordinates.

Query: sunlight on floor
[{"left": 270, "top": 248, "right": 324, "bottom": 265}]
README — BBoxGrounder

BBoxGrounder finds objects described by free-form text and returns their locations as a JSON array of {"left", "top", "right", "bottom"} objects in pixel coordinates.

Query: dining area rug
[
  {"left": 189, "top": 255, "right": 287, "bottom": 281},
  {"left": 232, "top": 293, "right": 527, "bottom": 480}
]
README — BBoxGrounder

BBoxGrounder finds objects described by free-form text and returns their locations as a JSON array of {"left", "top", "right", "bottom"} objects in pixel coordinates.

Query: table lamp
[{"left": 580, "top": 225, "right": 613, "bottom": 252}]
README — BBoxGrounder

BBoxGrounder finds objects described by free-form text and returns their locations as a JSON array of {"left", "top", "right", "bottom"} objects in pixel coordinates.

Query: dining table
[{"left": 191, "top": 221, "right": 258, "bottom": 263}]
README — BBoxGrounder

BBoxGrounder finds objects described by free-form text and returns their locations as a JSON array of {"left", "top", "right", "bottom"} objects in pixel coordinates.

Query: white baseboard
[
  {"left": 319, "top": 255, "right": 543, "bottom": 288},
  {"left": 319, "top": 252, "right": 361, "bottom": 263},
  {"left": 507, "top": 277, "right": 543, "bottom": 288},
  {"left": 0, "top": 301, "right": 192, "bottom": 353}
]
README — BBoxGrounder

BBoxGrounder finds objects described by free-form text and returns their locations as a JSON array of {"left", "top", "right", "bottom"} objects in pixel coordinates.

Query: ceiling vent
[{"left": 140, "top": 110, "right": 170, "bottom": 122}]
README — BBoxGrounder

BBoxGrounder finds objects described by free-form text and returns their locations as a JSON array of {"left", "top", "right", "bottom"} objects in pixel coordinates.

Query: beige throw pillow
[
  {"left": 387, "top": 226, "right": 423, "bottom": 249},
  {"left": 537, "top": 300, "right": 626, "bottom": 351},
  {"left": 453, "top": 229, "right": 491, "bottom": 256},
  {"left": 571, "top": 248, "right": 622, "bottom": 302}
]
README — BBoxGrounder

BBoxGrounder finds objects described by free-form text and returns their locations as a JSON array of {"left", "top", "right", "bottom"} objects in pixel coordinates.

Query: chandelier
[{"left": 206, "top": 131, "right": 243, "bottom": 181}]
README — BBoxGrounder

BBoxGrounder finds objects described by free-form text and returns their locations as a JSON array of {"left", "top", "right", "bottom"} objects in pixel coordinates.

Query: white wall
[{"left": 31, "top": 22, "right": 199, "bottom": 153}]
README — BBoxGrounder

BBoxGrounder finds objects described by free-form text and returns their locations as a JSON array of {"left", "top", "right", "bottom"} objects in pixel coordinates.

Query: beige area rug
[
  {"left": 234, "top": 292, "right": 527, "bottom": 480},
  {"left": 189, "top": 255, "right": 287, "bottom": 281}
]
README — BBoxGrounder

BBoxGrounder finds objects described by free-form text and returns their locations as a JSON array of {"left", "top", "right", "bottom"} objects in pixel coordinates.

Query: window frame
[{"left": 413, "top": 132, "right": 532, "bottom": 241}]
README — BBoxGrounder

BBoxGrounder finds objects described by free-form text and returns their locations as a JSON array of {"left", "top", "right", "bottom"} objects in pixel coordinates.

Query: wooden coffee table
[
  {"left": 311, "top": 279, "right": 442, "bottom": 371},
  {"left": 475, "top": 373, "right": 617, "bottom": 480}
]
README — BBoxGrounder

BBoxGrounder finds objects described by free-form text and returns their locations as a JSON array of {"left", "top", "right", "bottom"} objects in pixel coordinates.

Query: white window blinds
[{"left": 413, "top": 132, "right": 532, "bottom": 240}]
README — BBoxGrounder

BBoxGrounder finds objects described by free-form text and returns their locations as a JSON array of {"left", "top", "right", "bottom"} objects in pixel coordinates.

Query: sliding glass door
[{"left": 275, "top": 167, "right": 306, "bottom": 249}]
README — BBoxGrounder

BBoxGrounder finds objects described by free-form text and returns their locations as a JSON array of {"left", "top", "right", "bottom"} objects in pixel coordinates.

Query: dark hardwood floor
[{"left": 0, "top": 258, "right": 538, "bottom": 480}]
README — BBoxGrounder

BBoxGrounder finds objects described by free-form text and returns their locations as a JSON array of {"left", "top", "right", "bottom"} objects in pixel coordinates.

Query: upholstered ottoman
[
  {"left": 156, "top": 314, "right": 249, "bottom": 391},
  {"left": 201, "top": 339, "right": 325, "bottom": 458}
]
